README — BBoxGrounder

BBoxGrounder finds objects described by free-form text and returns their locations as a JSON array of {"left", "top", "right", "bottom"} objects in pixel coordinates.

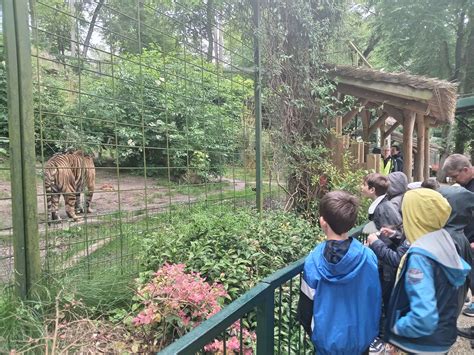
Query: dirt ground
[
  {"left": 0, "top": 168, "right": 246, "bottom": 231},
  {"left": 452, "top": 294, "right": 474, "bottom": 353}
]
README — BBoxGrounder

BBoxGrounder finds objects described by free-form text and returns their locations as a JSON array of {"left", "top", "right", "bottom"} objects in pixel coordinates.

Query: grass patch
[{"left": 0, "top": 161, "right": 10, "bottom": 182}]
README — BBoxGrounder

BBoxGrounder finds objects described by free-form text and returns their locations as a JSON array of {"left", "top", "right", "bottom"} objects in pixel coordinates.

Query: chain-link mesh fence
[{"left": 1, "top": 0, "right": 288, "bottom": 289}]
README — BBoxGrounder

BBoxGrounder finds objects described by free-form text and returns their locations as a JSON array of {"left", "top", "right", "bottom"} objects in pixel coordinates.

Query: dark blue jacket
[{"left": 299, "top": 239, "right": 381, "bottom": 355}]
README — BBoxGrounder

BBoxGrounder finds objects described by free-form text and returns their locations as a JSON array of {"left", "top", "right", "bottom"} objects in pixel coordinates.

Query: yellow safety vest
[{"left": 381, "top": 158, "right": 393, "bottom": 175}]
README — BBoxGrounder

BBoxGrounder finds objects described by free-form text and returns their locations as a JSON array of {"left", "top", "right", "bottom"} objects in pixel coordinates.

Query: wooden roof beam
[
  {"left": 341, "top": 99, "right": 369, "bottom": 127},
  {"left": 368, "top": 112, "right": 389, "bottom": 136},
  {"left": 382, "top": 121, "right": 400, "bottom": 141},
  {"left": 335, "top": 77, "right": 433, "bottom": 101},
  {"left": 382, "top": 104, "right": 404, "bottom": 123},
  {"left": 337, "top": 83, "right": 430, "bottom": 114}
]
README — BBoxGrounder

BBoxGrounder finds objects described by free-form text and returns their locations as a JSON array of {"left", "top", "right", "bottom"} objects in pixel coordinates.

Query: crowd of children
[{"left": 297, "top": 153, "right": 474, "bottom": 354}]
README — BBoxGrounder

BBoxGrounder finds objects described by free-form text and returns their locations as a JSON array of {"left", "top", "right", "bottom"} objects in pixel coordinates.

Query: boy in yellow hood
[{"left": 385, "top": 188, "right": 471, "bottom": 354}]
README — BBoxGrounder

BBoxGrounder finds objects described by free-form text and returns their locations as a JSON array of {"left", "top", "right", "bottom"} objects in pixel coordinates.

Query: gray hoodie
[{"left": 387, "top": 172, "right": 408, "bottom": 213}]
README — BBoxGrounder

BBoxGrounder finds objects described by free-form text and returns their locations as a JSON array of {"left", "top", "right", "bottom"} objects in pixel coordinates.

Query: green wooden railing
[{"left": 159, "top": 225, "right": 365, "bottom": 354}]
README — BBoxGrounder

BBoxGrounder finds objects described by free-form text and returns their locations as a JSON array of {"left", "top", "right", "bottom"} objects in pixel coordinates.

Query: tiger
[{"left": 44, "top": 150, "right": 95, "bottom": 223}]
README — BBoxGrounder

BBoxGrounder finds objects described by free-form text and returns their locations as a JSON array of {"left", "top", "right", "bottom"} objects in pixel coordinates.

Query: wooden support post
[
  {"left": 335, "top": 116, "right": 342, "bottom": 135},
  {"left": 358, "top": 142, "right": 365, "bottom": 164},
  {"left": 403, "top": 111, "right": 416, "bottom": 182},
  {"left": 415, "top": 114, "right": 425, "bottom": 181},
  {"left": 379, "top": 122, "right": 386, "bottom": 147},
  {"left": 361, "top": 109, "right": 370, "bottom": 141},
  {"left": 423, "top": 117, "right": 430, "bottom": 180},
  {"left": 367, "top": 154, "right": 381, "bottom": 173},
  {"left": 335, "top": 136, "right": 344, "bottom": 170}
]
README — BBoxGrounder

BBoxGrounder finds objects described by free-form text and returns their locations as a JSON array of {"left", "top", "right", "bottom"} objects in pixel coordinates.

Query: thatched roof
[{"left": 326, "top": 65, "right": 458, "bottom": 124}]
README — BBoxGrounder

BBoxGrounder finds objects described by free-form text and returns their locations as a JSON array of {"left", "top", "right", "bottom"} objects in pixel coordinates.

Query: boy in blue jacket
[
  {"left": 386, "top": 188, "right": 471, "bottom": 353},
  {"left": 297, "top": 191, "right": 382, "bottom": 355}
]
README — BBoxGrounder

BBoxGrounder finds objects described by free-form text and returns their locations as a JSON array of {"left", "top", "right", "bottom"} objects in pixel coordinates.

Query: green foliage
[
  {"left": 312, "top": 151, "right": 371, "bottom": 225},
  {"left": 138, "top": 204, "right": 322, "bottom": 300},
  {"left": 33, "top": 0, "right": 77, "bottom": 59},
  {"left": 77, "top": 49, "right": 252, "bottom": 178},
  {"left": 0, "top": 290, "right": 45, "bottom": 352}
]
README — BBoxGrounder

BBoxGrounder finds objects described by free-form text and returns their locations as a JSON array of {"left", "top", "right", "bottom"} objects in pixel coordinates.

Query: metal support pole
[
  {"left": 256, "top": 292, "right": 275, "bottom": 354},
  {"left": 252, "top": 0, "right": 263, "bottom": 213},
  {"left": 4, "top": 0, "right": 40, "bottom": 298}
]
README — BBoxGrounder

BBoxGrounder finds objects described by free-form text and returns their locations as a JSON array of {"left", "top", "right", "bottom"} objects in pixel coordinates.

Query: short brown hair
[
  {"left": 320, "top": 191, "right": 359, "bottom": 235},
  {"left": 363, "top": 173, "right": 389, "bottom": 196},
  {"left": 443, "top": 154, "right": 472, "bottom": 174},
  {"left": 421, "top": 179, "right": 439, "bottom": 190}
]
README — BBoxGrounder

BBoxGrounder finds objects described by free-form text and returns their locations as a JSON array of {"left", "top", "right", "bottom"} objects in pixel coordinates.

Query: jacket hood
[
  {"left": 312, "top": 239, "right": 366, "bottom": 283},
  {"left": 409, "top": 229, "right": 471, "bottom": 287},
  {"left": 402, "top": 189, "right": 451, "bottom": 243},
  {"left": 438, "top": 186, "right": 474, "bottom": 234},
  {"left": 388, "top": 172, "right": 408, "bottom": 197}
]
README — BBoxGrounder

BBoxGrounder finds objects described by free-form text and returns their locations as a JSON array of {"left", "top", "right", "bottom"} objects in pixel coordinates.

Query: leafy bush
[
  {"left": 131, "top": 263, "right": 254, "bottom": 352},
  {"left": 138, "top": 204, "right": 322, "bottom": 300},
  {"left": 311, "top": 151, "right": 371, "bottom": 225}
]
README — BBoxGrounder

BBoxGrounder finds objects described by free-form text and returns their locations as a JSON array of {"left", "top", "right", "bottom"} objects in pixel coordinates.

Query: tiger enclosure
[{"left": 1, "top": 0, "right": 473, "bottom": 353}]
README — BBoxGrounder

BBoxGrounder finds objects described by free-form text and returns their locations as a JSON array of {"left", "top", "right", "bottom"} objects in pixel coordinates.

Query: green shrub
[{"left": 138, "top": 204, "right": 322, "bottom": 300}]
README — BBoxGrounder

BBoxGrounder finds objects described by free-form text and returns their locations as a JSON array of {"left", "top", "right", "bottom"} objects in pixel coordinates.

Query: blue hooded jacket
[
  {"left": 386, "top": 230, "right": 471, "bottom": 353},
  {"left": 301, "top": 239, "right": 381, "bottom": 355}
]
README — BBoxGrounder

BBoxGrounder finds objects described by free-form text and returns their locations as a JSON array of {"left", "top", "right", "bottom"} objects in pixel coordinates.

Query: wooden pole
[
  {"left": 403, "top": 111, "right": 416, "bottom": 182},
  {"left": 335, "top": 116, "right": 342, "bottom": 135},
  {"left": 423, "top": 117, "right": 430, "bottom": 180},
  {"left": 361, "top": 109, "right": 370, "bottom": 141},
  {"left": 415, "top": 114, "right": 425, "bottom": 181}
]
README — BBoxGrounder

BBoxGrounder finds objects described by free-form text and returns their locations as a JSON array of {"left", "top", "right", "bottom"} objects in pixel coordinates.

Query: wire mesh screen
[{"left": 0, "top": 0, "right": 283, "bottom": 285}]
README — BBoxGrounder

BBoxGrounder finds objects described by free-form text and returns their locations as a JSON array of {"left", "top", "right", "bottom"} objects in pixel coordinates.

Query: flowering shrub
[{"left": 132, "top": 263, "right": 255, "bottom": 352}]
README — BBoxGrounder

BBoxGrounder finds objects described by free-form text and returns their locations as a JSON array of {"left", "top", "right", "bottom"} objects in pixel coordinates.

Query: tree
[
  {"left": 261, "top": 0, "right": 345, "bottom": 214},
  {"left": 349, "top": 0, "right": 473, "bottom": 158}
]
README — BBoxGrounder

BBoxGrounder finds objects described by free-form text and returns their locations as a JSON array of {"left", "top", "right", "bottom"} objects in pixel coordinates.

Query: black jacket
[
  {"left": 439, "top": 185, "right": 474, "bottom": 314},
  {"left": 369, "top": 196, "right": 402, "bottom": 231}
]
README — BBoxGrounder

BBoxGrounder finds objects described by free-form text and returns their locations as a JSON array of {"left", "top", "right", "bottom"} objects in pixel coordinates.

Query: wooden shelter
[{"left": 327, "top": 65, "right": 458, "bottom": 181}]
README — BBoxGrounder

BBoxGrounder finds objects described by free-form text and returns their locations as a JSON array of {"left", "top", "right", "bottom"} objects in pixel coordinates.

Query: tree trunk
[
  {"left": 82, "top": 0, "right": 105, "bottom": 58},
  {"left": 69, "top": 0, "right": 77, "bottom": 57},
  {"left": 206, "top": 0, "right": 215, "bottom": 62},
  {"left": 437, "top": 123, "right": 455, "bottom": 182},
  {"left": 453, "top": 6, "right": 473, "bottom": 156},
  {"left": 363, "top": 32, "right": 381, "bottom": 59},
  {"left": 451, "top": 2, "right": 467, "bottom": 81}
]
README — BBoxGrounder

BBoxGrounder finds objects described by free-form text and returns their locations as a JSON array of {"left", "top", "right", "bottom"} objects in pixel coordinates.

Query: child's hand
[
  {"left": 380, "top": 227, "right": 396, "bottom": 238},
  {"left": 366, "top": 233, "right": 379, "bottom": 245}
]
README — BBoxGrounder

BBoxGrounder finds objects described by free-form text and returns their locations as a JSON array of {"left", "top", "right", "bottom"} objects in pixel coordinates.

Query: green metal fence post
[
  {"left": 4, "top": 0, "right": 40, "bottom": 298},
  {"left": 252, "top": 0, "right": 263, "bottom": 213},
  {"left": 256, "top": 292, "right": 275, "bottom": 354}
]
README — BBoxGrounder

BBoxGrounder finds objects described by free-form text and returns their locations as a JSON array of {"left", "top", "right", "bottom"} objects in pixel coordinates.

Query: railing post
[
  {"left": 256, "top": 292, "right": 274, "bottom": 354},
  {"left": 252, "top": 0, "right": 263, "bottom": 214},
  {"left": 4, "top": 0, "right": 40, "bottom": 298}
]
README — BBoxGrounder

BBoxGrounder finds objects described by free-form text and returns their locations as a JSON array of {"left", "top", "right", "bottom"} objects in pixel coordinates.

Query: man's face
[
  {"left": 383, "top": 148, "right": 391, "bottom": 159},
  {"left": 391, "top": 147, "right": 398, "bottom": 156},
  {"left": 447, "top": 167, "right": 473, "bottom": 185}
]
